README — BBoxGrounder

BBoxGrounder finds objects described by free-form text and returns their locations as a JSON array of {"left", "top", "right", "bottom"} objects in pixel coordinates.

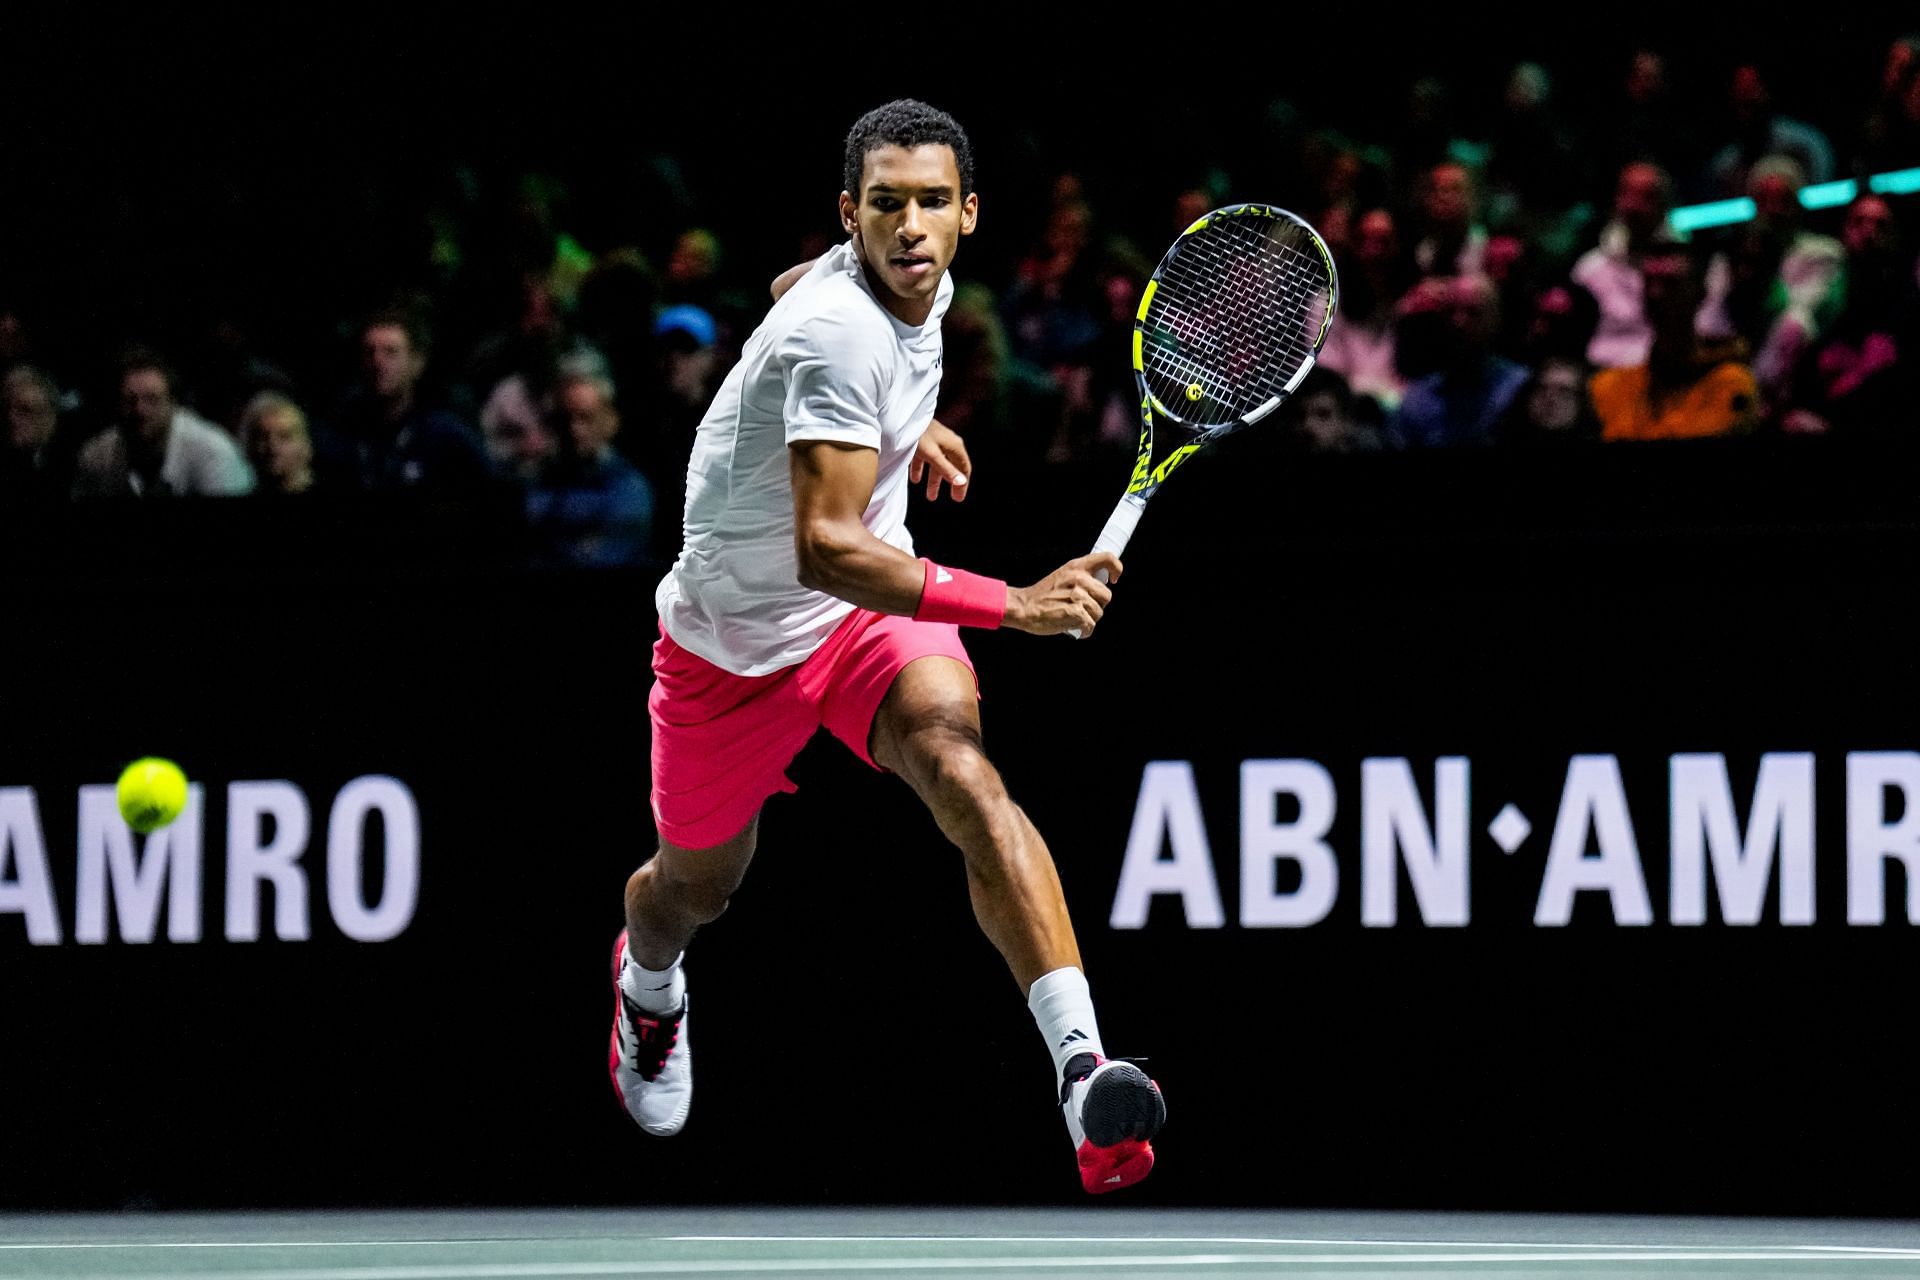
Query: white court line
[
  {"left": 27, "top": 1251, "right": 1920, "bottom": 1279},
  {"left": 0, "top": 1241, "right": 513, "bottom": 1252},
  {"left": 7, "top": 1234, "right": 1918, "bottom": 1259},
  {"left": 668, "top": 1234, "right": 1920, "bottom": 1256}
]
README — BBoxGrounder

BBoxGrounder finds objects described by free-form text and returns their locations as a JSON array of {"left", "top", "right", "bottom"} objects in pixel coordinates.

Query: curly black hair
[{"left": 842, "top": 99, "right": 975, "bottom": 198}]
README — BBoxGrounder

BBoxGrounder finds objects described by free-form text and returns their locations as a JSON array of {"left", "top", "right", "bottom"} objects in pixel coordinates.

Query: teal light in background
[
  {"left": 1797, "top": 179, "right": 1858, "bottom": 210},
  {"left": 1670, "top": 198, "right": 1754, "bottom": 234},
  {"left": 1667, "top": 166, "right": 1920, "bottom": 234},
  {"left": 1869, "top": 167, "right": 1920, "bottom": 196}
]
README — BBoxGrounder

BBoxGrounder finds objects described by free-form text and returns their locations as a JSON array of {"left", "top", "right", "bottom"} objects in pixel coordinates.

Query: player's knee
[
  {"left": 638, "top": 855, "right": 742, "bottom": 924},
  {"left": 687, "top": 857, "right": 750, "bottom": 920},
  {"left": 670, "top": 871, "right": 736, "bottom": 924},
  {"left": 921, "top": 736, "right": 1005, "bottom": 822}
]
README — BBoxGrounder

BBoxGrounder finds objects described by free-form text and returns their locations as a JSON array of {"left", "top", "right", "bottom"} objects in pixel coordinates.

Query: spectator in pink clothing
[
  {"left": 1317, "top": 208, "right": 1411, "bottom": 411},
  {"left": 1572, "top": 163, "right": 1676, "bottom": 369}
]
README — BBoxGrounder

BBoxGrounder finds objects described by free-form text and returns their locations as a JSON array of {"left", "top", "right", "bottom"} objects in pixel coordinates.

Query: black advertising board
[{"left": 3, "top": 440, "right": 1918, "bottom": 1214}]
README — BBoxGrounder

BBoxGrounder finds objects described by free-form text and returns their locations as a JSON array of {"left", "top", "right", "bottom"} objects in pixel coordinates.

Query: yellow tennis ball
[
  {"left": 1186, "top": 382, "right": 1204, "bottom": 401},
  {"left": 116, "top": 757, "right": 187, "bottom": 835}
]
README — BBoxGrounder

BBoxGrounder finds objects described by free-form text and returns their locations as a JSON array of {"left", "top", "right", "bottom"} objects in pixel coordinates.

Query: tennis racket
[{"left": 1069, "top": 203, "right": 1338, "bottom": 637}]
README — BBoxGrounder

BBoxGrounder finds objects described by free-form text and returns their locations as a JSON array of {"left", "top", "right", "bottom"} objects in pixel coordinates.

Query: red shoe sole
[
  {"left": 1078, "top": 1137, "right": 1155, "bottom": 1194},
  {"left": 607, "top": 932, "right": 628, "bottom": 1107}
]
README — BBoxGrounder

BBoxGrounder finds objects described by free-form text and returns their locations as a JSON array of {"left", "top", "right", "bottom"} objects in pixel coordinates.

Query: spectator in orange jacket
[{"left": 1591, "top": 241, "right": 1758, "bottom": 441}]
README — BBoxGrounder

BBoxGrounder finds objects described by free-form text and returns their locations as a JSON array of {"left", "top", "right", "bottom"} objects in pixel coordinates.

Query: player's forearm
[{"left": 794, "top": 522, "right": 944, "bottom": 616}]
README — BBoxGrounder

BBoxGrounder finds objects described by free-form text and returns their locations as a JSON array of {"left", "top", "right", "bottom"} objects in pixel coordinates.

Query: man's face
[
  {"left": 1750, "top": 173, "right": 1798, "bottom": 228},
  {"left": 1423, "top": 164, "right": 1472, "bottom": 230},
  {"left": 1528, "top": 361, "right": 1585, "bottom": 431},
  {"left": 248, "top": 408, "right": 313, "bottom": 482},
  {"left": 1300, "top": 391, "right": 1348, "bottom": 448},
  {"left": 559, "top": 379, "right": 618, "bottom": 455},
  {"left": 1844, "top": 197, "right": 1895, "bottom": 257},
  {"left": 1731, "top": 66, "right": 1768, "bottom": 121},
  {"left": 1355, "top": 209, "right": 1397, "bottom": 266},
  {"left": 119, "top": 368, "right": 174, "bottom": 442},
  {"left": 1626, "top": 51, "right": 1665, "bottom": 104},
  {"left": 1045, "top": 202, "right": 1090, "bottom": 257},
  {"left": 839, "top": 144, "right": 977, "bottom": 322},
  {"left": 1614, "top": 164, "right": 1668, "bottom": 238},
  {"left": 1884, "top": 38, "right": 1917, "bottom": 94},
  {"left": 362, "top": 325, "right": 423, "bottom": 399},
  {"left": 6, "top": 380, "right": 55, "bottom": 452},
  {"left": 665, "top": 347, "right": 718, "bottom": 407}
]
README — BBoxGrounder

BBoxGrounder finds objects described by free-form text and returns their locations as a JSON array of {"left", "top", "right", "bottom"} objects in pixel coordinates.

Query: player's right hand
[{"left": 1004, "top": 553, "right": 1122, "bottom": 638}]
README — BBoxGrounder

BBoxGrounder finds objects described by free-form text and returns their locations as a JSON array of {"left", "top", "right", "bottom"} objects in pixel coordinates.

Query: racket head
[{"left": 1132, "top": 203, "right": 1339, "bottom": 439}]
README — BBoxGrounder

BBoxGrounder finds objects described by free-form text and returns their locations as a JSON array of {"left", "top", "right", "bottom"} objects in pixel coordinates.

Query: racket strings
[
  {"left": 1179, "top": 218, "right": 1330, "bottom": 368},
  {"left": 1140, "top": 214, "right": 1333, "bottom": 427},
  {"left": 1157, "top": 233, "right": 1323, "bottom": 401}
]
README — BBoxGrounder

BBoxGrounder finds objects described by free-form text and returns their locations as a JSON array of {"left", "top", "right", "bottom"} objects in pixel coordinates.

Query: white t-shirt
[
  {"left": 656, "top": 240, "right": 952, "bottom": 676},
  {"left": 72, "top": 408, "right": 255, "bottom": 498}
]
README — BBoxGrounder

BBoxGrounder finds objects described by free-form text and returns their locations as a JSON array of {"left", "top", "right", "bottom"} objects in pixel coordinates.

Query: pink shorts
[{"left": 648, "top": 609, "right": 976, "bottom": 849}]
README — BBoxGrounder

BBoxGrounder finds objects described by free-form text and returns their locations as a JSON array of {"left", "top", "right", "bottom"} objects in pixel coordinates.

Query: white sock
[
  {"left": 621, "top": 948, "right": 685, "bottom": 1016},
  {"left": 1028, "top": 966, "right": 1106, "bottom": 1082}
]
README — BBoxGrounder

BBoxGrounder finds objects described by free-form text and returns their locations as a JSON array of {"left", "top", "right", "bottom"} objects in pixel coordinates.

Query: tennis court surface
[{"left": 3, "top": 1208, "right": 1918, "bottom": 1278}]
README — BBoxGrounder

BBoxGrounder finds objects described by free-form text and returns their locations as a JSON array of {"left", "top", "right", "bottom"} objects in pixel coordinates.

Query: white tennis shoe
[
  {"left": 1060, "top": 1052, "right": 1164, "bottom": 1193},
  {"left": 608, "top": 931, "right": 692, "bottom": 1137}
]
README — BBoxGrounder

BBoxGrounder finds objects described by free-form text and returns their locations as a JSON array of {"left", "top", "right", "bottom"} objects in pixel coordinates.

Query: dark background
[
  {"left": 4, "top": 438, "right": 1920, "bottom": 1215},
  {"left": 4, "top": 7, "right": 1920, "bottom": 1219},
  {"left": 0, "top": 11, "right": 1903, "bottom": 386}
]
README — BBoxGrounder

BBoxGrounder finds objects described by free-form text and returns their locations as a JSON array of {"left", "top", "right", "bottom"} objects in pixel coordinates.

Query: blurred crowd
[
  {"left": 1283, "top": 42, "right": 1920, "bottom": 456},
  {"left": 1, "top": 37, "right": 1917, "bottom": 566}
]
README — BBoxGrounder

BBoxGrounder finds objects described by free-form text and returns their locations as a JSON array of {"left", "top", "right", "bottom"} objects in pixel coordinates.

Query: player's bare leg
[
  {"left": 870, "top": 659, "right": 1077, "bottom": 989},
  {"left": 609, "top": 818, "right": 759, "bottom": 1137},
  {"left": 626, "top": 820, "right": 760, "bottom": 968},
  {"left": 871, "top": 656, "right": 1164, "bottom": 1192}
]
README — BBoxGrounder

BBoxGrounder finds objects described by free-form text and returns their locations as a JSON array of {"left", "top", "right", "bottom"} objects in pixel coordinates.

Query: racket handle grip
[{"left": 1068, "top": 495, "right": 1145, "bottom": 638}]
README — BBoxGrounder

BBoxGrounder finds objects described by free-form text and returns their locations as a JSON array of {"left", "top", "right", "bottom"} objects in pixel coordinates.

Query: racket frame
[{"left": 1073, "top": 204, "right": 1338, "bottom": 630}]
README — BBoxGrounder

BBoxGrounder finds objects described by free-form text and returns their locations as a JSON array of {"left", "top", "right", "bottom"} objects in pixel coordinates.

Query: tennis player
[{"left": 608, "top": 99, "right": 1165, "bottom": 1194}]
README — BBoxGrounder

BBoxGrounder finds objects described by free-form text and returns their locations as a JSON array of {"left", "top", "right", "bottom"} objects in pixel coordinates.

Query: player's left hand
[{"left": 911, "top": 420, "right": 972, "bottom": 503}]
